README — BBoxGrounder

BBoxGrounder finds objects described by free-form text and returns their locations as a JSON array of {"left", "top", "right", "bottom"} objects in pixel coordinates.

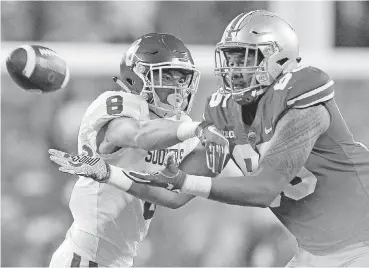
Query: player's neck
[{"left": 241, "top": 101, "right": 258, "bottom": 126}]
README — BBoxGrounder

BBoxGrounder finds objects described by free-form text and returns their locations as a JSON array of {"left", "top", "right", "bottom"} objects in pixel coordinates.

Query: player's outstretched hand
[
  {"left": 195, "top": 122, "right": 229, "bottom": 174},
  {"left": 125, "top": 152, "right": 186, "bottom": 192},
  {"left": 48, "top": 149, "right": 110, "bottom": 183}
]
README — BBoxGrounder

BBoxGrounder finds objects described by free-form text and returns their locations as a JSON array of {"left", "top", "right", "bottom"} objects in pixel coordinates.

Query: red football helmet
[{"left": 119, "top": 33, "right": 200, "bottom": 118}]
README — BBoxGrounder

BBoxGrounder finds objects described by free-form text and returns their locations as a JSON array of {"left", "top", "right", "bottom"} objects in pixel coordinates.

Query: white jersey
[{"left": 67, "top": 91, "right": 199, "bottom": 267}]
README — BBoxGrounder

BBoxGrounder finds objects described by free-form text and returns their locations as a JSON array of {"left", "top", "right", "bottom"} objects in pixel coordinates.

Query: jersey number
[
  {"left": 209, "top": 91, "right": 231, "bottom": 108},
  {"left": 232, "top": 144, "right": 317, "bottom": 207},
  {"left": 106, "top": 95, "right": 123, "bottom": 115},
  {"left": 273, "top": 72, "right": 292, "bottom": 91},
  {"left": 143, "top": 201, "right": 156, "bottom": 220}
]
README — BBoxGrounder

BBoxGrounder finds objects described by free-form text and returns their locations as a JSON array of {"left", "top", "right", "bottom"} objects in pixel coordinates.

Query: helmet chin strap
[
  {"left": 148, "top": 98, "right": 183, "bottom": 119},
  {"left": 148, "top": 104, "right": 173, "bottom": 118},
  {"left": 233, "top": 87, "right": 265, "bottom": 105},
  {"left": 167, "top": 93, "right": 184, "bottom": 108},
  {"left": 150, "top": 91, "right": 186, "bottom": 118}
]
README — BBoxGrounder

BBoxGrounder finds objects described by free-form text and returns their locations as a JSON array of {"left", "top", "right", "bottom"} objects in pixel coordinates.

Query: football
[{"left": 6, "top": 45, "right": 70, "bottom": 93}]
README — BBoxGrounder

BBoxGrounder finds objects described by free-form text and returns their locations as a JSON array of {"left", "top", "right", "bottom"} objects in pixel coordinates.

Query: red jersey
[{"left": 203, "top": 66, "right": 369, "bottom": 254}]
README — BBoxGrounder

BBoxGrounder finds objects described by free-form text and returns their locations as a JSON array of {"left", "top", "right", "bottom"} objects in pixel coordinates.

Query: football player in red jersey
[{"left": 50, "top": 10, "right": 369, "bottom": 267}]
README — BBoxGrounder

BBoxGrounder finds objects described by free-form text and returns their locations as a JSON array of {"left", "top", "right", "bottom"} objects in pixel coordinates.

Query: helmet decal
[{"left": 125, "top": 38, "right": 142, "bottom": 66}]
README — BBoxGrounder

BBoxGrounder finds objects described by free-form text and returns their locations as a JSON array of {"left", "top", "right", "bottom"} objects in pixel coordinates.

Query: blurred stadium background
[{"left": 2, "top": 1, "right": 369, "bottom": 266}]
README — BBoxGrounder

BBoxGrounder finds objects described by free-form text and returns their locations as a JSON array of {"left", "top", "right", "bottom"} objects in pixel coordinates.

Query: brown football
[{"left": 6, "top": 45, "right": 70, "bottom": 93}]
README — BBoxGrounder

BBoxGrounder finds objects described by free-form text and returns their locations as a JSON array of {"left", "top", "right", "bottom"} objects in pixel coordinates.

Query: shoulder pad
[
  {"left": 81, "top": 91, "right": 149, "bottom": 132},
  {"left": 86, "top": 91, "right": 149, "bottom": 120},
  {"left": 273, "top": 66, "right": 335, "bottom": 108}
]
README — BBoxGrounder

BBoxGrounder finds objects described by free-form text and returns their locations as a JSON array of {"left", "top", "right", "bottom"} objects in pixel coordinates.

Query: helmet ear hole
[
  {"left": 256, "top": 49, "right": 264, "bottom": 65},
  {"left": 276, "top": 58, "right": 288, "bottom": 66},
  {"left": 120, "top": 69, "right": 144, "bottom": 94},
  {"left": 126, "top": 78, "right": 134, "bottom": 86}
]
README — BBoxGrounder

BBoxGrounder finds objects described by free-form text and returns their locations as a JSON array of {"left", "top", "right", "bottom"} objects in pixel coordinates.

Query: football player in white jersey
[{"left": 48, "top": 33, "right": 229, "bottom": 267}]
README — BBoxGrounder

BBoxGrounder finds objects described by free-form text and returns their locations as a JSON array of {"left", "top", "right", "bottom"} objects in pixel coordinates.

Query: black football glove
[{"left": 124, "top": 152, "right": 185, "bottom": 192}]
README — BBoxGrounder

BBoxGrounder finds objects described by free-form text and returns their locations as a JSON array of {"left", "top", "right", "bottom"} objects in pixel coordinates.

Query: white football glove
[
  {"left": 49, "top": 148, "right": 110, "bottom": 183},
  {"left": 195, "top": 122, "right": 230, "bottom": 174}
]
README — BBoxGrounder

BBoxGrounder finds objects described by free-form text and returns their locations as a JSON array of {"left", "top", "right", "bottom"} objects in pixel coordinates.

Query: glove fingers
[
  {"left": 216, "top": 145, "right": 225, "bottom": 174},
  {"left": 59, "top": 167, "right": 87, "bottom": 177},
  {"left": 128, "top": 170, "right": 169, "bottom": 188},
  {"left": 205, "top": 143, "right": 215, "bottom": 173},
  {"left": 211, "top": 149, "right": 216, "bottom": 173},
  {"left": 164, "top": 151, "right": 176, "bottom": 165},
  {"left": 50, "top": 155, "right": 71, "bottom": 167},
  {"left": 213, "top": 144, "right": 221, "bottom": 174},
  {"left": 59, "top": 167, "right": 76, "bottom": 175},
  {"left": 164, "top": 151, "right": 177, "bottom": 172},
  {"left": 211, "top": 144, "right": 216, "bottom": 173},
  {"left": 207, "top": 144, "right": 228, "bottom": 174},
  {"left": 210, "top": 144, "right": 215, "bottom": 173},
  {"left": 49, "top": 149, "right": 71, "bottom": 159},
  {"left": 221, "top": 145, "right": 226, "bottom": 170},
  {"left": 205, "top": 144, "right": 211, "bottom": 171},
  {"left": 127, "top": 171, "right": 152, "bottom": 183}
]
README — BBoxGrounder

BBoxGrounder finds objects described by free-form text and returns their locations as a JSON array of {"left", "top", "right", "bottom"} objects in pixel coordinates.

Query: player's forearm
[
  {"left": 135, "top": 119, "right": 181, "bottom": 150},
  {"left": 181, "top": 165, "right": 283, "bottom": 208},
  {"left": 134, "top": 119, "right": 201, "bottom": 150},
  {"left": 208, "top": 175, "right": 279, "bottom": 208},
  {"left": 127, "top": 183, "right": 195, "bottom": 209}
]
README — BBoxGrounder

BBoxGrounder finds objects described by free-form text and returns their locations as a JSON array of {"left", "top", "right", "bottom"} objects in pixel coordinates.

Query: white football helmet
[{"left": 214, "top": 10, "right": 300, "bottom": 105}]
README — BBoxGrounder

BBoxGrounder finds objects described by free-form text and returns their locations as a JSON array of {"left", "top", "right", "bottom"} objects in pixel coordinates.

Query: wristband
[
  {"left": 177, "top": 121, "right": 201, "bottom": 141},
  {"left": 108, "top": 165, "right": 133, "bottom": 191},
  {"left": 181, "top": 175, "right": 212, "bottom": 198}
]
